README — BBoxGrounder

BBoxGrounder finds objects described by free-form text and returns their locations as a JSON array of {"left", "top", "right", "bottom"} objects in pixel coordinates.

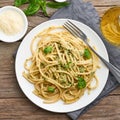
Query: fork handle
[{"left": 87, "top": 43, "right": 120, "bottom": 84}]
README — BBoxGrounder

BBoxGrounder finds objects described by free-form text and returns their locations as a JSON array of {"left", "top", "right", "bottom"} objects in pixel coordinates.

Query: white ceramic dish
[
  {"left": 0, "top": 6, "right": 28, "bottom": 43},
  {"left": 15, "top": 19, "right": 109, "bottom": 113}
]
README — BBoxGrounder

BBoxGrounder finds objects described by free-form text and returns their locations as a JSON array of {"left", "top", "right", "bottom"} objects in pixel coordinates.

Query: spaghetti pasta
[{"left": 23, "top": 26, "right": 99, "bottom": 104}]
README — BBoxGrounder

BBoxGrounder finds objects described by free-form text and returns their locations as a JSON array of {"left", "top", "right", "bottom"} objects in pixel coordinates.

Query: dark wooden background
[{"left": 0, "top": 0, "right": 120, "bottom": 120}]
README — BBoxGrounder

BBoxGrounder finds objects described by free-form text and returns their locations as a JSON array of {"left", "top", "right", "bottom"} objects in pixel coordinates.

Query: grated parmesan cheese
[{"left": 0, "top": 10, "right": 24, "bottom": 35}]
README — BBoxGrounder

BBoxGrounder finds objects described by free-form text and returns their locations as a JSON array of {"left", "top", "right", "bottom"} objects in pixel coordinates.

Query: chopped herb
[
  {"left": 61, "top": 79, "right": 66, "bottom": 84},
  {"left": 63, "top": 62, "right": 72, "bottom": 69},
  {"left": 77, "top": 77, "right": 86, "bottom": 89},
  {"left": 44, "top": 46, "right": 52, "bottom": 54},
  {"left": 79, "top": 66, "right": 85, "bottom": 73},
  {"left": 83, "top": 48, "right": 91, "bottom": 59},
  {"left": 47, "top": 86, "right": 55, "bottom": 92},
  {"left": 66, "top": 49, "right": 71, "bottom": 55}
]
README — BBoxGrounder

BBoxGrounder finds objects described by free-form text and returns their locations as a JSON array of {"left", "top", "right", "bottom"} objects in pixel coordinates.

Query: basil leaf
[
  {"left": 24, "top": 3, "right": 40, "bottom": 16},
  {"left": 40, "top": 0, "right": 48, "bottom": 16},
  {"left": 79, "top": 66, "right": 85, "bottom": 73},
  {"left": 46, "top": 1, "right": 70, "bottom": 9},
  {"left": 29, "top": 0, "right": 40, "bottom": 4},
  {"left": 14, "top": 0, "right": 29, "bottom": 7},
  {"left": 14, "top": 0, "right": 70, "bottom": 16}
]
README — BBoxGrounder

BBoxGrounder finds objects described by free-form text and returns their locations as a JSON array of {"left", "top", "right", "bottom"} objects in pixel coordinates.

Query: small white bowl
[{"left": 0, "top": 6, "right": 28, "bottom": 43}]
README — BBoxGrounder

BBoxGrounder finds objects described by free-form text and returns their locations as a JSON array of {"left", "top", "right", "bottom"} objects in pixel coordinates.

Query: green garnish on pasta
[
  {"left": 77, "top": 77, "right": 86, "bottom": 89},
  {"left": 83, "top": 48, "right": 91, "bottom": 59},
  {"left": 44, "top": 46, "right": 52, "bottom": 54},
  {"left": 47, "top": 86, "right": 55, "bottom": 92},
  {"left": 23, "top": 26, "right": 99, "bottom": 104}
]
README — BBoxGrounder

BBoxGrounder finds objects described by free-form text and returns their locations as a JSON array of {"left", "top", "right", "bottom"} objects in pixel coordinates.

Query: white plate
[{"left": 15, "top": 19, "right": 109, "bottom": 113}]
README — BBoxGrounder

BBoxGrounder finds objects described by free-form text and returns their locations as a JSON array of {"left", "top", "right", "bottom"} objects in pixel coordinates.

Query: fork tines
[{"left": 63, "top": 20, "right": 87, "bottom": 40}]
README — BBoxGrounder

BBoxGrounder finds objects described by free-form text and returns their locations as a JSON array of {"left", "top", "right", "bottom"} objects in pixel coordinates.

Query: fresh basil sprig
[
  {"left": 14, "top": 0, "right": 29, "bottom": 7},
  {"left": 40, "top": 0, "right": 48, "bottom": 16},
  {"left": 24, "top": 3, "right": 40, "bottom": 16},
  {"left": 14, "top": 0, "right": 70, "bottom": 16},
  {"left": 46, "top": 1, "right": 70, "bottom": 9}
]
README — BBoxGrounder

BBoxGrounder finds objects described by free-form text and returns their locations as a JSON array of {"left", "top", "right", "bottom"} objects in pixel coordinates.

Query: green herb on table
[
  {"left": 14, "top": 0, "right": 70, "bottom": 16},
  {"left": 24, "top": 3, "right": 40, "bottom": 16},
  {"left": 46, "top": 1, "right": 70, "bottom": 9},
  {"left": 40, "top": 0, "right": 48, "bottom": 16},
  {"left": 14, "top": 0, "right": 29, "bottom": 7},
  {"left": 44, "top": 46, "right": 53, "bottom": 54},
  {"left": 77, "top": 77, "right": 86, "bottom": 89}
]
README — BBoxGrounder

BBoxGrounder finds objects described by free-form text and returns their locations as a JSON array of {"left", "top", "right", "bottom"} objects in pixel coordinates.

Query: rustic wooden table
[{"left": 0, "top": 0, "right": 120, "bottom": 120}]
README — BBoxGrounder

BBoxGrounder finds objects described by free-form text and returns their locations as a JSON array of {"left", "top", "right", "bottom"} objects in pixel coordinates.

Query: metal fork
[{"left": 63, "top": 20, "right": 120, "bottom": 83}]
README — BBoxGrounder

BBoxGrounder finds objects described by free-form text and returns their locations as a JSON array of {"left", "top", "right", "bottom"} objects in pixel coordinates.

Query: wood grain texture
[
  {"left": 0, "top": 96, "right": 119, "bottom": 120},
  {"left": 84, "top": 0, "right": 120, "bottom": 6},
  {"left": 0, "top": 0, "right": 120, "bottom": 120}
]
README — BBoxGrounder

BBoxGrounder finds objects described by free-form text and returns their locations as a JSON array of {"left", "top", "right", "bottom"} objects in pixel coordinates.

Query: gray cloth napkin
[{"left": 50, "top": 0, "right": 120, "bottom": 119}]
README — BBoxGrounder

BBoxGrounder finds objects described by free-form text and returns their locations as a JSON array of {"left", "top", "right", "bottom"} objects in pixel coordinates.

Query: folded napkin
[{"left": 51, "top": 0, "right": 120, "bottom": 119}]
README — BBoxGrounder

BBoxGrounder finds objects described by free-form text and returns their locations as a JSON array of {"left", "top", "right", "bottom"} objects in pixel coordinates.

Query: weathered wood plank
[
  {"left": 0, "top": 0, "right": 120, "bottom": 7},
  {"left": 84, "top": 0, "right": 120, "bottom": 6},
  {"left": 0, "top": 0, "right": 14, "bottom": 7},
  {"left": 0, "top": 96, "right": 119, "bottom": 120},
  {"left": 80, "top": 95, "right": 120, "bottom": 120},
  {"left": 95, "top": 6, "right": 111, "bottom": 17},
  {"left": 0, "top": 42, "right": 24, "bottom": 98},
  {"left": 0, "top": 98, "right": 69, "bottom": 120}
]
